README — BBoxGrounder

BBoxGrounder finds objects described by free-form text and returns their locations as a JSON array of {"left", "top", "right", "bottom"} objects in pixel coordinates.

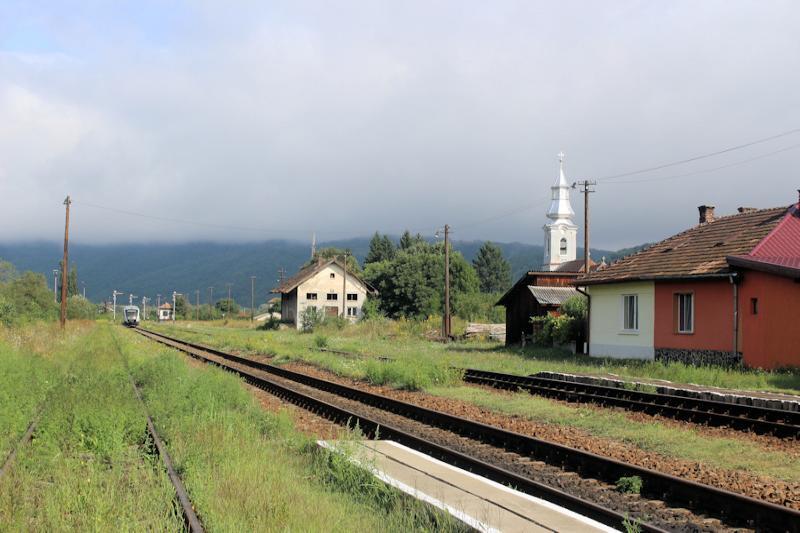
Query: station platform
[{"left": 318, "top": 439, "right": 616, "bottom": 533}]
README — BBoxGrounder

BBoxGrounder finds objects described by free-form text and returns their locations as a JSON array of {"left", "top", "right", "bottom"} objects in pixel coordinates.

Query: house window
[
  {"left": 347, "top": 306, "right": 359, "bottom": 317},
  {"left": 751, "top": 298, "right": 758, "bottom": 315},
  {"left": 330, "top": 273, "right": 335, "bottom": 279},
  {"left": 674, "top": 293, "right": 694, "bottom": 333},
  {"left": 559, "top": 238, "right": 568, "bottom": 255},
  {"left": 326, "top": 293, "right": 338, "bottom": 301},
  {"left": 306, "top": 293, "right": 318, "bottom": 300},
  {"left": 347, "top": 293, "right": 358, "bottom": 301},
  {"left": 622, "top": 294, "right": 638, "bottom": 331}
]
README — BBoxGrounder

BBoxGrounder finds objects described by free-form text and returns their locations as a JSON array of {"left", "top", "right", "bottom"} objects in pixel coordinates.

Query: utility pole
[
  {"left": 195, "top": 289, "right": 200, "bottom": 321},
  {"left": 226, "top": 283, "right": 232, "bottom": 315},
  {"left": 208, "top": 286, "right": 214, "bottom": 316},
  {"left": 172, "top": 291, "right": 181, "bottom": 321},
  {"left": 250, "top": 276, "right": 256, "bottom": 321},
  {"left": 81, "top": 281, "right": 86, "bottom": 299},
  {"left": 59, "top": 196, "right": 71, "bottom": 329},
  {"left": 311, "top": 232, "right": 317, "bottom": 259},
  {"left": 142, "top": 297, "right": 148, "bottom": 320},
  {"left": 341, "top": 252, "right": 348, "bottom": 318},
  {"left": 53, "top": 269, "right": 59, "bottom": 303},
  {"left": 112, "top": 290, "right": 123, "bottom": 321},
  {"left": 128, "top": 294, "right": 137, "bottom": 306},
  {"left": 277, "top": 267, "right": 286, "bottom": 284},
  {"left": 436, "top": 225, "right": 451, "bottom": 340},
  {"left": 575, "top": 179, "right": 596, "bottom": 356}
]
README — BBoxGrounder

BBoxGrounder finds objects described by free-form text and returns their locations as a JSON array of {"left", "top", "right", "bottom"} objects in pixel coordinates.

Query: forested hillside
[{"left": 0, "top": 238, "right": 638, "bottom": 305}]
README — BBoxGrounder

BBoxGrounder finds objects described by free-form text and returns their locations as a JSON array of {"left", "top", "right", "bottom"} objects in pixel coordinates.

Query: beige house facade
[
  {"left": 586, "top": 281, "right": 655, "bottom": 359},
  {"left": 273, "top": 259, "right": 377, "bottom": 329}
]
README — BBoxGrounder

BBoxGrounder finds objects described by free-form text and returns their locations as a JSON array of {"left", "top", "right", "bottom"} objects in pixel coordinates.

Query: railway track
[
  {"left": 462, "top": 368, "right": 800, "bottom": 439},
  {"left": 136, "top": 327, "right": 800, "bottom": 532},
  {"left": 112, "top": 330, "right": 205, "bottom": 533}
]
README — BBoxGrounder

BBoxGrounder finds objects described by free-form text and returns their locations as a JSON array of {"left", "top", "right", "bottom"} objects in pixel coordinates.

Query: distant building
[
  {"left": 498, "top": 153, "right": 597, "bottom": 345},
  {"left": 158, "top": 302, "right": 173, "bottom": 321},
  {"left": 272, "top": 258, "right": 377, "bottom": 329},
  {"left": 578, "top": 197, "right": 800, "bottom": 369}
]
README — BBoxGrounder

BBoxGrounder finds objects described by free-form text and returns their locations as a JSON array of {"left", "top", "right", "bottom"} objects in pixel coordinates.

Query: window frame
[
  {"left": 559, "top": 238, "right": 568, "bottom": 256},
  {"left": 346, "top": 306, "right": 359, "bottom": 317},
  {"left": 326, "top": 293, "right": 338, "bottom": 301},
  {"left": 751, "top": 297, "right": 758, "bottom": 315},
  {"left": 621, "top": 294, "right": 639, "bottom": 333},
  {"left": 306, "top": 292, "right": 318, "bottom": 301},
  {"left": 346, "top": 293, "right": 358, "bottom": 301},
  {"left": 673, "top": 292, "right": 694, "bottom": 334}
]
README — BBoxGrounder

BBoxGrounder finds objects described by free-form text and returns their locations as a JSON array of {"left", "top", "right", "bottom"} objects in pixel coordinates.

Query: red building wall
[
  {"left": 739, "top": 270, "right": 800, "bottom": 369},
  {"left": 654, "top": 279, "right": 735, "bottom": 352}
]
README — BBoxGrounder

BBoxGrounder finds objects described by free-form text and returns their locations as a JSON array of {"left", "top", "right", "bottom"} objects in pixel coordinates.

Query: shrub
[
  {"left": 66, "top": 295, "right": 97, "bottom": 320},
  {"left": 314, "top": 334, "right": 329, "bottom": 349},
  {"left": 0, "top": 295, "right": 14, "bottom": 326},
  {"left": 300, "top": 306, "right": 325, "bottom": 333},
  {"left": 257, "top": 316, "right": 281, "bottom": 330},
  {"left": 616, "top": 475, "right": 643, "bottom": 494}
]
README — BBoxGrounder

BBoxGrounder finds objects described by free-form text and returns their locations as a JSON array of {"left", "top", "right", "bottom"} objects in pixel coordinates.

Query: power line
[
  {"left": 603, "top": 143, "right": 800, "bottom": 185},
  {"left": 597, "top": 128, "right": 800, "bottom": 181}
]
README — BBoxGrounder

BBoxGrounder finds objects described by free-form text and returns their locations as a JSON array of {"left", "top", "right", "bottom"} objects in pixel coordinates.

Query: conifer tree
[{"left": 472, "top": 241, "right": 511, "bottom": 293}]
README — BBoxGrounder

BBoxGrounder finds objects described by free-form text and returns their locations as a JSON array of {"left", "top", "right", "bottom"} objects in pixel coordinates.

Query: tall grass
[
  {"left": 0, "top": 323, "right": 182, "bottom": 530},
  {"left": 119, "top": 327, "right": 465, "bottom": 532}
]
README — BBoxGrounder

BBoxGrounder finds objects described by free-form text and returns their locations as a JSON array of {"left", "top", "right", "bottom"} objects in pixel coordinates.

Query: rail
[{"left": 136, "top": 327, "right": 800, "bottom": 532}]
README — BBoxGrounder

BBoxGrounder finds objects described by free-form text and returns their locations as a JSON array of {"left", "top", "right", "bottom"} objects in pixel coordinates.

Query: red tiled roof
[
  {"left": 749, "top": 204, "right": 800, "bottom": 258},
  {"left": 578, "top": 205, "right": 790, "bottom": 285}
]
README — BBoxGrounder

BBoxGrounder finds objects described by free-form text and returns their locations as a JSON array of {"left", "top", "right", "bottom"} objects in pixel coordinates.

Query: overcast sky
[{"left": 1, "top": 1, "right": 799, "bottom": 249}]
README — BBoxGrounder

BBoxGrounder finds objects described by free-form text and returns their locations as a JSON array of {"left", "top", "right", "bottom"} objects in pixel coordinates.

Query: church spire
[
  {"left": 547, "top": 151, "right": 575, "bottom": 223},
  {"left": 542, "top": 151, "right": 578, "bottom": 271}
]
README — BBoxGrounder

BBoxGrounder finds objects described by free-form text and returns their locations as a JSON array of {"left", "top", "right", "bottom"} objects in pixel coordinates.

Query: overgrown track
[
  {"left": 112, "top": 331, "right": 204, "bottom": 533},
  {"left": 137, "top": 328, "right": 800, "bottom": 533},
  {"left": 462, "top": 368, "right": 800, "bottom": 438},
  {"left": 0, "top": 416, "right": 40, "bottom": 479}
]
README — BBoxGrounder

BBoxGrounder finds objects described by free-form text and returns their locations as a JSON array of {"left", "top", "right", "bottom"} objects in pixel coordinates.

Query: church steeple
[{"left": 542, "top": 151, "right": 577, "bottom": 270}]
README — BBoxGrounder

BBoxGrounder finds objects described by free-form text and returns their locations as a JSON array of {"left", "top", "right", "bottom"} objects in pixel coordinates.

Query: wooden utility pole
[
  {"left": 576, "top": 180, "right": 596, "bottom": 355},
  {"left": 59, "top": 196, "right": 71, "bottom": 329},
  {"left": 195, "top": 289, "right": 200, "bottom": 321},
  {"left": 226, "top": 283, "right": 232, "bottom": 313},
  {"left": 250, "top": 276, "right": 256, "bottom": 321},
  {"left": 577, "top": 180, "right": 596, "bottom": 271},
  {"left": 341, "top": 252, "right": 348, "bottom": 317},
  {"left": 443, "top": 224, "right": 451, "bottom": 340}
]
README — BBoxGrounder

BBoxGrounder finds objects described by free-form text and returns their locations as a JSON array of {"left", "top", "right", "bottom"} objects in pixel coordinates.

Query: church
[{"left": 496, "top": 153, "right": 595, "bottom": 346}]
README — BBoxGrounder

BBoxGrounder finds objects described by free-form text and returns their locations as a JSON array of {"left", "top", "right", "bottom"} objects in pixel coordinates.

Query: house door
[{"left": 324, "top": 306, "right": 339, "bottom": 317}]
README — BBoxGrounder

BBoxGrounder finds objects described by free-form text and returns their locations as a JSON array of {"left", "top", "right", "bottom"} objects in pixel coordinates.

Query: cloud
[{"left": 0, "top": 1, "right": 799, "bottom": 248}]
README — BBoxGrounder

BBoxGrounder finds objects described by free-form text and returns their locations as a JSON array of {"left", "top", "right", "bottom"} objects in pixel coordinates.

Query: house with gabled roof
[
  {"left": 577, "top": 196, "right": 800, "bottom": 368},
  {"left": 272, "top": 258, "right": 377, "bottom": 329}
]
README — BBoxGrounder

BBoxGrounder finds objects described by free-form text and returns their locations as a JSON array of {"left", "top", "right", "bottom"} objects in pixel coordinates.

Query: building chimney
[
  {"left": 698, "top": 205, "right": 716, "bottom": 224},
  {"left": 737, "top": 207, "right": 757, "bottom": 214}
]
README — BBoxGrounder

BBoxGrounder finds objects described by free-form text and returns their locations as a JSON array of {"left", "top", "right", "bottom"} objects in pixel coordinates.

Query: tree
[
  {"left": 472, "top": 241, "right": 511, "bottom": 293},
  {"left": 364, "top": 242, "right": 479, "bottom": 319},
  {"left": 365, "top": 232, "right": 395, "bottom": 265},
  {"left": 174, "top": 294, "right": 188, "bottom": 318},
  {"left": 215, "top": 298, "right": 239, "bottom": 315},
  {"left": 1, "top": 271, "right": 57, "bottom": 321},
  {"left": 398, "top": 230, "right": 426, "bottom": 251},
  {"left": 305, "top": 247, "right": 362, "bottom": 274}
]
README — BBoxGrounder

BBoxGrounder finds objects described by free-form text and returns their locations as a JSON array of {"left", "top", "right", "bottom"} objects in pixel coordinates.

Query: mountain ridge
[{"left": 0, "top": 238, "right": 641, "bottom": 305}]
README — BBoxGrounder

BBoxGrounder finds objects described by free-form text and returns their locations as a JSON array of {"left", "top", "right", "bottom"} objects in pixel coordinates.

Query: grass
[
  {"left": 145, "top": 318, "right": 800, "bottom": 394},
  {"left": 1, "top": 321, "right": 466, "bottom": 531},
  {"left": 116, "top": 326, "right": 466, "bottom": 532},
  {"left": 140, "top": 319, "right": 800, "bottom": 485},
  {"left": 425, "top": 385, "right": 800, "bottom": 483},
  {"left": 0, "top": 322, "right": 182, "bottom": 530}
]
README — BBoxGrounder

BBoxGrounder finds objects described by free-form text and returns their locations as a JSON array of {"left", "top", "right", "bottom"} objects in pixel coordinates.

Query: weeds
[{"left": 616, "top": 475, "right": 643, "bottom": 494}]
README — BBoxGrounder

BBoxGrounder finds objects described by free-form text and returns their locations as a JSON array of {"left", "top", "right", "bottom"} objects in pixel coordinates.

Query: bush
[
  {"left": 257, "top": 316, "right": 281, "bottom": 330},
  {"left": 66, "top": 295, "right": 97, "bottom": 320},
  {"left": 359, "top": 297, "right": 383, "bottom": 320},
  {"left": 300, "top": 306, "right": 325, "bottom": 333},
  {"left": 616, "top": 475, "right": 643, "bottom": 494},
  {"left": 314, "top": 334, "right": 329, "bottom": 349},
  {"left": 0, "top": 295, "right": 14, "bottom": 326}
]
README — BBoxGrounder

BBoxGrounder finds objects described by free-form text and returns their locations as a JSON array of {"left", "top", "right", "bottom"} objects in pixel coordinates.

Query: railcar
[{"left": 122, "top": 305, "right": 140, "bottom": 327}]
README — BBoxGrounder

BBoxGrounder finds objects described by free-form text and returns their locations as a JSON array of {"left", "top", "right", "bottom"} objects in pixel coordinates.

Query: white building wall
[
  {"left": 293, "top": 263, "right": 370, "bottom": 330},
  {"left": 588, "top": 281, "right": 655, "bottom": 359},
  {"left": 543, "top": 222, "right": 578, "bottom": 270}
]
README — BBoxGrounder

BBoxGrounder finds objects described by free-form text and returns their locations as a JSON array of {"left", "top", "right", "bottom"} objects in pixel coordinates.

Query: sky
[{"left": 1, "top": 1, "right": 799, "bottom": 250}]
